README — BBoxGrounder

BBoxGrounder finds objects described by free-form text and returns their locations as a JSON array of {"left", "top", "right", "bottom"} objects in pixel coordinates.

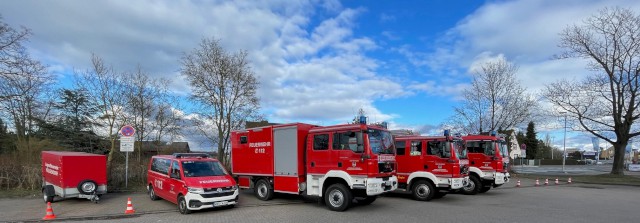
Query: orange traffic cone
[
  {"left": 42, "top": 202, "right": 56, "bottom": 220},
  {"left": 555, "top": 178, "right": 559, "bottom": 185},
  {"left": 124, "top": 197, "right": 135, "bottom": 214},
  {"left": 544, "top": 178, "right": 549, "bottom": 185},
  {"left": 516, "top": 179, "right": 521, "bottom": 187},
  {"left": 568, "top": 177, "right": 572, "bottom": 184},
  {"left": 535, "top": 178, "right": 540, "bottom": 186}
]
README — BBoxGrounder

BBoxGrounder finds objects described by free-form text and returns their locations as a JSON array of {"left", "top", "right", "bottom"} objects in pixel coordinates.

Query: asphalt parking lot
[{"left": 2, "top": 178, "right": 639, "bottom": 223}]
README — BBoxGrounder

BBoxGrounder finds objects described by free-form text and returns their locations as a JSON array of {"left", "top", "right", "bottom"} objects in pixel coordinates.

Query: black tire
[
  {"left": 479, "top": 186, "right": 491, "bottom": 193},
  {"left": 43, "top": 185, "right": 55, "bottom": 203},
  {"left": 77, "top": 180, "right": 97, "bottom": 195},
  {"left": 148, "top": 185, "right": 159, "bottom": 201},
  {"left": 254, "top": 179, "right": 274, "bottom": 201},
  {"left": 411, "top": 180, "right": 435, "bottom": 201},
  {"left": 355, "top": 196, "right": 377, "bottom": 205},
  {"left": 461, "top": 175, "right": 481, "bottom": 195},
  {"left": 324, "top": 184, "right": 352, "bottom": 212},
  {"left": 433, "top": 191, "right": 447, "bottom": 199},
  {"left": 178, "top": 195, "right": 191, "bottom": 214}
]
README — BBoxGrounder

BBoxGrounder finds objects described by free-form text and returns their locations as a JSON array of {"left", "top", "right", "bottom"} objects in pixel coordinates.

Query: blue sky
[{"left": 2, "top": 0, "right": 640, "bottom": 151}]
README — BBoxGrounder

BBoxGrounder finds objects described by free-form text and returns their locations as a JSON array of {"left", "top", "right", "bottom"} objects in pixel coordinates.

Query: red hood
[{"left": 183, "top": 175, "right": 236, "bottom": 188}]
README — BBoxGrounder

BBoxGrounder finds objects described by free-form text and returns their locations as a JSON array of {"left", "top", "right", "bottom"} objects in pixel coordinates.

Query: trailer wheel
[
  {"left": 411, "top": 180, "right": 435, "bottom": 201},
  {"left": 178, "top": 195, "right": 191, "bottom": 214},
  {"left": 254, "top": 179, "right": 274, "bottom": 201},
  {"left": 324, "top": 184, "right": 352, "bottom": 211},
  {"left": 77, "top": 180, "right": 97, "bottom": 195},
  {"left": 148, "top": 185, "right": 159, "bottom": 201},
  {"left": 42, "top": 185, "right": 55, "bottom": 203},
  {"left": 461, "top": 175, "right": 481, "bottom": 195}
]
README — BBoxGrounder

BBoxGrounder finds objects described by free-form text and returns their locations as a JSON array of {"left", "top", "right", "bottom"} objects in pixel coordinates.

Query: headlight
[
  {"left": 231, "top": 185, "right": 238, "bottom": 191},
  {"left": 188, "top": 187, "right": 204, "bottom": 194}
]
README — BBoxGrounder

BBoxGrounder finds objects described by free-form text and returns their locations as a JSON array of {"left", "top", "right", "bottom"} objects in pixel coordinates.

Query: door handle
[
  {"left": 424, "top": 165, "right": 428, "bottom": 169},
  {"left": 471, "top": 161, "right": 475, "bottom": 165},
  {"left": 338, "top": 162, "right": 342, "bottom": 167},
  {"left": 311, "top": 162, "right": 315, "bottom": 167}
]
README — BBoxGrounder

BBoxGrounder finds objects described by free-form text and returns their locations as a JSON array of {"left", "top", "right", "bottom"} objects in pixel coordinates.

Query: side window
[
  {"left": 332, "top": 132, "right": 359, "bottom": 152},
  {"left": 410, "top": 140, "right": 422, "bottom": 156},
  {"left": 170, "top": 160, "right": 181, "bottom": 179},
  {"left": 395, "top": 141, "right": 406, "bottom": 156},
  {"left": 313, "top": 134, "right": 329, "bottom": 150},
  {"left": 240, "top": 136, "right": 248, "bottom": 144},
  {"left": 466, "top": 141, "right": 481, "bottom": 153},
  {"left": 427, "top": 141, "right": 442, "bottom": 157},
  {"left": 151, "top": 158, "right": 170, "bottom": 175}
]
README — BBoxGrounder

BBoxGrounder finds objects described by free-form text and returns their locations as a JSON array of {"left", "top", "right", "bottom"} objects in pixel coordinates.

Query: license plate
[
  {"left": 385, "top": 181, "right": 391, "bottom": 186},
  {"left": 214, "top": 201, "right": 228, "bottom": 207}
]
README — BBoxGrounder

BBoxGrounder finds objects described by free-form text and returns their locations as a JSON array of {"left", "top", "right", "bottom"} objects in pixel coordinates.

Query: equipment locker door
[{"left": 273, "top": 126, "right": 299, "bottom": 193}]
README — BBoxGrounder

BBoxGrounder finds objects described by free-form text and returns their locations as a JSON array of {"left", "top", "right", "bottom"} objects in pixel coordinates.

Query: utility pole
[{"left": 561, "top": 112, "right": 567, "bottom": 173}]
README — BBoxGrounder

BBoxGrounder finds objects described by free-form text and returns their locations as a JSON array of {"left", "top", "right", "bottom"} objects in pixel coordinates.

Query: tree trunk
[{"left": 611, "top": 142, "right": 626, "bottom": 175}]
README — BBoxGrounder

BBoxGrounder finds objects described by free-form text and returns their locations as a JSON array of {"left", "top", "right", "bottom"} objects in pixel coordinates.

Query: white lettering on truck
[
  {"left": 250, "top": 142, "right": 270, "bottom": 154},
  {"left": 199, "top": 179, "right": 229, "bottom": 184},
  {"left": 45, "top": 163, "right": 60, "bottom": 176}
]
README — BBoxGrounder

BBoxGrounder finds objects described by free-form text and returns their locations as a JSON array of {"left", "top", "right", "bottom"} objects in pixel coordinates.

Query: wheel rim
[
  {"left": 328, "top": 189, "right": 344, "bottom": 207},
  {"left": 149, "top": 188, "right": 155, "bottom": 198},
  {"left": 257, "top": 183, "right": 267, "bottom": 198},
  {"left": 179, "top": 198, "right": 186, "bottom": 213},
  {"left": 415, "top": 184, "right": 430, "bottom": 198},
  {"left": 43, "top": 193, "right": 47, "bottom": 202},
  {"left": 81, "top": 182, "right": 96, "bottom": 193},
  {"left": 463, "top": 180, "right": 475, "bottom": 192}
]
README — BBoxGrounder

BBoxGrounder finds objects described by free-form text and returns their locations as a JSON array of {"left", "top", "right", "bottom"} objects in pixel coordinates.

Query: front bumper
[
  {"left": 363, "top": 176, "right": 398, "bottom": 196},
  {"left": 184, "top": 189, "right": 239, "bottom": 210},
  {"left": 435, "top": 177, "right": 468, "bottom": 190}
]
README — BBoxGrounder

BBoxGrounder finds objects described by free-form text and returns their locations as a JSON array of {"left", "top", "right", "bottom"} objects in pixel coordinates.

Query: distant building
[{"left": 138, "top": 141, "right": 190, "bottom": 156}]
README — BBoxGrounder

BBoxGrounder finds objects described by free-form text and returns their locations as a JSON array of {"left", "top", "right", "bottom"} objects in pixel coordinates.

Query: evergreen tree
[
  {"left": 0, "top": 118, "right": 16, "bottom": 154},
  {"left": 524, "top": 121, "right": 538, "bottom": 159}
]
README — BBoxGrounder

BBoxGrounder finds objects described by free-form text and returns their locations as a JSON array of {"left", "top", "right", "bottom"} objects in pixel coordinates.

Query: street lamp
[{"left": 560, "top": 112, "right": 567, "bottom": 173}]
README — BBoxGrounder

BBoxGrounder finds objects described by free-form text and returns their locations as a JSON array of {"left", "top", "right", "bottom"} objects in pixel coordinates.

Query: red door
[
  {"left": 332, "top": 131, "right": 368, "bottom": 176},
  {"left": 307, "top": 133, "right": 333, "bottom": 175},
  {"left": 166, "top": 160, "right": 184, "bottom": 204}
]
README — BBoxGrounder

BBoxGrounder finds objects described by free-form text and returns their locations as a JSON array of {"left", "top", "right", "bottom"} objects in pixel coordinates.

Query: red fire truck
[
  {"left": 393, "top": 130, "right": 469, "bottom": 201},
  {"left": 231, "top": 120, "right": 398, "bottom": 211},
  {"left": 461, "top": 131, "right": 510, "bottom": 195}
]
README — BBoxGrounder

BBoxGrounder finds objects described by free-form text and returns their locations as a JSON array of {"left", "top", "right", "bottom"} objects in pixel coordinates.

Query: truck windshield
[
  {"left": 466, "top": 140, "right": 495, "bottom": 156},
  {"left": 182, "top": 161, "right": 228, "bottom": 177},
  {"left": 453, "top": 139, "right": 467, "bottom": 159},
  {"left": 498, "top": 141, "right": 509, "bottom": 158},
  {"left": 368, "top": 129, "right": 395, "bottom": 154}
]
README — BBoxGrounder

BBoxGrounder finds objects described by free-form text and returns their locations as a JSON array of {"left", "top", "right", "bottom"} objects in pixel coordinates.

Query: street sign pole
[{"left": 120, "top": 125, "right": 136, "bottom": 189}]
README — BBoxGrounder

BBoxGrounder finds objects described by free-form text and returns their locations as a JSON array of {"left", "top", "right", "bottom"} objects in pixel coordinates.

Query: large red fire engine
[
  {"left": 231, "top": 119, "right": 398, "bottom": 211},
  {"left": 461, "top": 131, "right": 510, "bottom": 195},
  {"left": 392, "top": 130, "right": 469, "bottom": 201}
]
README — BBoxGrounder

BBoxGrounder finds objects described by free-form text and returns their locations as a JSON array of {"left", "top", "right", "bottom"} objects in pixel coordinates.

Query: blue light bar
[
  {"left": 444, "top": 129, "right": 450, "bottom": 137},
  {"left": 359, "top": 115, "right": 367, "bottom": 124},
  {"left": 490, "top": 130, "right": 497, "bottom": 136}
]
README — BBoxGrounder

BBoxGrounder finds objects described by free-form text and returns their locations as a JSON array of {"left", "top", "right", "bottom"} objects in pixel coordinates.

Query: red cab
[{"left": 461, "top": 131, "right": 510, "bottom": 195}]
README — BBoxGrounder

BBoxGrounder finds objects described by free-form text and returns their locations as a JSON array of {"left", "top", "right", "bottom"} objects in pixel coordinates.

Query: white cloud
[{"left": 0, "top": 0, "right": 411, "bottom": 150}]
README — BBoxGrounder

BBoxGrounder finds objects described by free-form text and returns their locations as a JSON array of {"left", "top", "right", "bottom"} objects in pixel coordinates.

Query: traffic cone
[
  {"left": 555, "top": 178, "right": 559, "bottom": 185},
  {"left": 568, "top": 177, "right": 572, "bottom": 184},
  {"left": 42, "top": 202, "right": 56, "bottom": 220},
  {"left": 535, "top": 178, "right": 540, "bottom": 186},
  {"left": 544, "top": 178, "right": 549, "bottom": 185},
  {"left": 124, "top": 197, "right": 135, "bottom": 214},
  {"left": 516, "top": 179, "right": 521, "bottom": 187}
]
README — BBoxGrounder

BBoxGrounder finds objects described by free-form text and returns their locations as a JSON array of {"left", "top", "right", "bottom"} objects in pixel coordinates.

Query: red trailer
[{"left": 41, "top": 151, "right": 107, "bottom": 203}]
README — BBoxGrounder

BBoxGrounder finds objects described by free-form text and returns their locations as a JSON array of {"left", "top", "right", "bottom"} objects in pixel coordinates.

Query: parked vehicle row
[{"left": 40, "top": 119, "right": 511, "bottom": 215}]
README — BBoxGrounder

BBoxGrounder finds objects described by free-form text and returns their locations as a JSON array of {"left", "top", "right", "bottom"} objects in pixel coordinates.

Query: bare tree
[
  {"left": 152, "top": 95, "right": 183, "bottom": 143},
  {"left": 545, "top": 7, "right": 640, "bottom": 175},
  {"left": 0, "top": 17, "right": 31, "bottom": 101},
  {"left": 180, "top": 38, "right": 260, "bottom": 165},
  {"left": 452, "top": 58, "right": 537, "bottom": 134},
  {"left": 76, "top": 54, "right": 127, "bottom": 167},
  {"left": 122, "top": 66, "right": 168, "bottom": 161}
]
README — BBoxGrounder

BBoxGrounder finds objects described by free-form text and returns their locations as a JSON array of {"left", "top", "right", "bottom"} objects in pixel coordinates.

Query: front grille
[
  {"left": 201, "top": 186, "right": 235, "bottom": 198},
  {"left": 201, "top": 191, "right": 234, "bottom": 198},
  {"left": 378, "top": 162, "right": 395, "bottom": 173}
]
